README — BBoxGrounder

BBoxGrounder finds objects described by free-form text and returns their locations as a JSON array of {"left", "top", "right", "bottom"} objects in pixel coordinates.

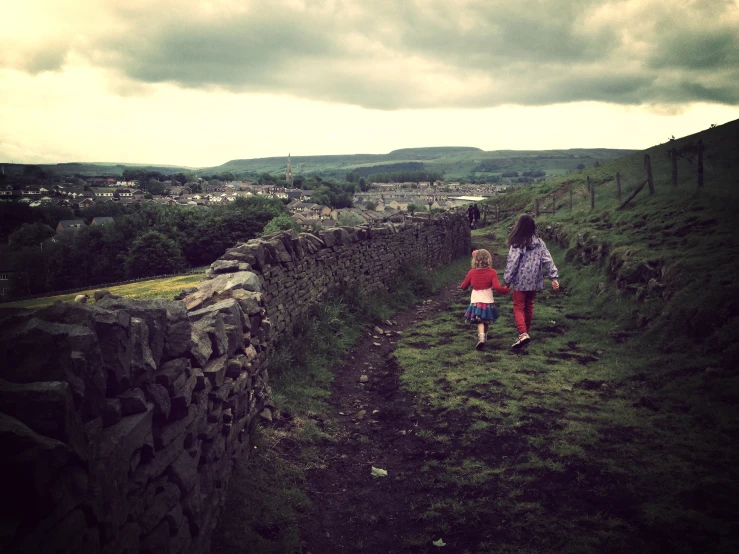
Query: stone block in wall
[
  {"left": 0, "top": 413, "right": 85, "bottom": 534},
  {"left": 132, "top": 429, "right": 186, "bottom": 490},
  {"left": 143, "top": 383, "right": 171, "bottom": 422},
  {"left": 139, "top": 519, "right": 169, "bottom": 554},
  {"left": 95, "top": 298, "right": 165, "bottom": 366},
  {"left": 103, "top": 398, "right": 123, "bottom": 427},
  {"left": 153, "top": 402, "right": 196, "bottom": 450},
  {"left": 181, "top": 481, "right": 203, "bottom": 538},
  {"left": 209, "top": 377, "right": 233, "bottom": 403},
  {"left": 156, "top": 357, "right": 192, "bottom": 396},
  {"left": 0, "top": 379, "right": 88, "bottom": 464},
  {"left": 222, "top": 289, "right": 263, "bottom": 318},
  {"left": 225, "top": 357, "right": 244, "bottom": 379},
  {"left": 224, "top": 242, "right": 264, "bottom": 268},
  {"left": 190, "top": 319, "right": 214, "bottom": 367},
  {"left": 140, "top": 481, "right": 180, "bottom": 535},
  {"left": 88, "top": 405, "right": 154, "bottom": 527},
  {"left": 168, "top": 449, "right": 199, "bottom": 494},
  {"left": 0, "top": 317, "right": 107, "bottom": 420},
  {"left": 9, "top": 507, "right": 100, "bottom": 554},
  {"left": 95, "top": 298, "right": 192, "bottom": 364},
  {"left": 117, "top": 388, "right": 148, "bottom": 416},
  {"left": 262, "top": 236, "right": 293, "bottom": 264},
  {"left": 170, "top": 373, "right": 198, "bottom": 420},
  {"left": 210, "top": 259, "right": 251, "bottom": 274},
  {"left": 130, "top": 317, "right": 157, "bottom": 388},
  {"left": 203, "top": 355, "right": 227, "bottom": 388},
  {"left": 196, "top": 313, "right": 228, "bottom": 357},
  {"left": 163, "top": 302, "right": 192, "bottom": 360},
  {"left": 183, "top": 271, "right": 262, "bottom": 311},
  {"left": 101, "top": 521, "right": 139, "bottom": 554}
]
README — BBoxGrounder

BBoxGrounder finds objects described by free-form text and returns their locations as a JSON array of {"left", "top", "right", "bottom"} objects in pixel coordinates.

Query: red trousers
[{"left": 512, "top": 290, "right": 537, "bottom": 335}]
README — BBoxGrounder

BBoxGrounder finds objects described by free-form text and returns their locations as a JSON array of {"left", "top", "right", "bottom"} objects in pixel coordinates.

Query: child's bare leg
[
  {"left": 483, "top": 323, "right": 489, "bottom": 336},
  {"left": 477, "top": 323, "right": 485, "bottom": 336}
]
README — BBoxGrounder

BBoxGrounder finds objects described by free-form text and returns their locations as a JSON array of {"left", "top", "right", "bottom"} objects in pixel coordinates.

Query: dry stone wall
[{"left": 0, "top": 214, "right": 469, "bottom": 554}]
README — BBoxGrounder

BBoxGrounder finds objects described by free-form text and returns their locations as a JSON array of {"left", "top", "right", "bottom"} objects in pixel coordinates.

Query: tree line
[{"left": 5, "top": 197, "right": 285, "bottom": 297}]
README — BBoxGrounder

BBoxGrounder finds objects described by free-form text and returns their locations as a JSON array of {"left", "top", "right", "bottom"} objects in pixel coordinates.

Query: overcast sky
[{"left": 2, "top": 0, "right": 738, "bottom": 167}]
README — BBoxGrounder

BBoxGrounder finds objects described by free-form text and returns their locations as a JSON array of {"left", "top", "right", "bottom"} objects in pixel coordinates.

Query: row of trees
[
  {"left": 6, "top": 197, "right": 285, "bottom": 297},
  {"left": 365, "top": 170, "right": 442, "bottom": 184}
]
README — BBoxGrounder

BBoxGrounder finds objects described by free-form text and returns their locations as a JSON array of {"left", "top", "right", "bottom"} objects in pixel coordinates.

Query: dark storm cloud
[{"left": 7, "top": 0, "right": 739, "bottom": 109}]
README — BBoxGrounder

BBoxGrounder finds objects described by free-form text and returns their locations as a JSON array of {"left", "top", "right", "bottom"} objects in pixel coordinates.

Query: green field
[{"left": 0, "top": 273, "right": 205, "bottom": 309}]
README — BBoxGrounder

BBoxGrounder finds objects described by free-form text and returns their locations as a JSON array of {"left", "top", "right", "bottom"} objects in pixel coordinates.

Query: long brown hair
[{"left": 507, "top": 214, "right": 537, "bottom": 248}]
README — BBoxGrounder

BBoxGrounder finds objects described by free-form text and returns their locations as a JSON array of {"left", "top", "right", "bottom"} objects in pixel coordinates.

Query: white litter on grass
[
  {"left": 433, "top": 538, "right": 446, "bottom": 547},
  {"left": 370, "top": 466, "right": 387, "bottom": 478}
]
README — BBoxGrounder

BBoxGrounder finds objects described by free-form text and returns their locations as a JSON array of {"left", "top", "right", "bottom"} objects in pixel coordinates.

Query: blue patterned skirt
[{"left": 464, "top": 303, "right": 499, "bottom": 324}]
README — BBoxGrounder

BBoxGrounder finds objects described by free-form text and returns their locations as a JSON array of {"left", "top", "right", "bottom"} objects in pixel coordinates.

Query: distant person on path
[
  {"left": 504, "top": 215, "right": 560, "bottom": 349},
  {"left": 472, "top": 204, "right": 481, "bottom": 227},
  {"left": 460, "top": 249, "right": 510, "bottom": 350},
  {"left": 466, "top": 204, "right": 475, "bottom": 229}
]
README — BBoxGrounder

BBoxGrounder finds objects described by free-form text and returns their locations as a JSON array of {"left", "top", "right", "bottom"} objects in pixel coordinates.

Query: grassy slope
[
  {"left": 389, "top": 119, "right": 739, "bottom": 552},
  {"left": 394, "top": 229, "right": 737, "bottom": 552},
  {"left": 0, "top": 273, "right": 204, "bottom": 309}
]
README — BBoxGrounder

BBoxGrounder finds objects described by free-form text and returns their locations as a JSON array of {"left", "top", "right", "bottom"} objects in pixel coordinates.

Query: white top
[{"left": 470, "top": 288, "right": 494, "bottom": 304}]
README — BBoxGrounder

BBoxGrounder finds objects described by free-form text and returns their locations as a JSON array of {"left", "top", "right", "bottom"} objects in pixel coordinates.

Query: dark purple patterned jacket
[{"left": 504, "top": 237, "right": 559, "bottom": 291}]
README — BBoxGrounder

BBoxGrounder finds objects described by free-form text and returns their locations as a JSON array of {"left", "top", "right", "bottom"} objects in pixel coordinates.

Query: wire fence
[{"left": 478, "top": 138, "right": 716, "bottom": 224}]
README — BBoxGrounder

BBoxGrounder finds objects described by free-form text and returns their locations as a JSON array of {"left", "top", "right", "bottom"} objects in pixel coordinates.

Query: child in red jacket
[{"left": 460, "top": 249, "right": 510, "bottom": 350}]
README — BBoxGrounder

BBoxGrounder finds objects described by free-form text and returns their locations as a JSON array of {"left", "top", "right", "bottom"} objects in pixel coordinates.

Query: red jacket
[{"left": 460, "top": 268, "right": 510, "bottom": 294}]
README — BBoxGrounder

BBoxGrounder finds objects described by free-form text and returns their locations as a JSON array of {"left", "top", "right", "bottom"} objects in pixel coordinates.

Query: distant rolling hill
[
  {"left": 206, "top": 146, "right": 638, "bottom": 181},
  {"left": 3, "top": 146, "right": 637, "bottom": 181}
]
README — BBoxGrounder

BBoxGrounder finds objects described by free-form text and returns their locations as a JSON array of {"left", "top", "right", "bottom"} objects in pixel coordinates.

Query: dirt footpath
[{"left": 299, "top": 282, "right": 462, "bottom": 553}]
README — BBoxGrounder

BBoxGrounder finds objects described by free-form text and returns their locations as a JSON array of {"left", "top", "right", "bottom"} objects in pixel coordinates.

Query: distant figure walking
[
  {"left": 460, "top": 249, "right": 510, "bottom": 350},
  {"left": 504, "top": 215, "right": 560, "bottom": 349},
  {"left": 466, "top": 204, "right": 475, "bottom": 229},
  {"left": 472, "top": 204, "right": 481, "bottom": 227}
]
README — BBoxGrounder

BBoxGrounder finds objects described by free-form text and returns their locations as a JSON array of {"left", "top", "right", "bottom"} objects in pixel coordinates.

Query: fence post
[
  {"left": 697, "top": 139, "right": 704, "bottom": 188},
  {"left": 534, "top": 199, "right": 539, "bottom": 216},
  {"left": 616, "top": 172, "right": 622, "bottom": 202},
  {"left": 552, "top": 193, "right": 555, "bottom": 215},
  {"left": 496, "top": 205, "right": 500, "bottom": 222},
  {"left": 670, "top": 148, "right": 678, "bottom": 188},
  {"left": 588, "top": 177, "right": 594, "bottom": 209},
  {"left": 644, "top": 154, "right": 654, "bottom": 195},
  {"left": 569, "top": 189, "right": 573, "bottom": 211}
]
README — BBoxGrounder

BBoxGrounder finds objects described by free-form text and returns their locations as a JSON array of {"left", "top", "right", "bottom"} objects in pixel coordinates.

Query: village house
[
  {"left": 21, "top": 187, "right": 41, "bottom": 197},
  {"left": 0, "top": 246, "right": 15, "bottom": 299},
  {"left": 115, "top": 188, "right": 133, "bottom": 198},
  {"left": 91, "top": 217, "right": 114, "bottom": 226},
  {"left": 56, "top": 219, "right": 85, "bottom": 233}
]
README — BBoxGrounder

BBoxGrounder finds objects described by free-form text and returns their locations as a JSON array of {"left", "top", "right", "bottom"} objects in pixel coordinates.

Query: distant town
[{"left": 0, "top": 167, "right": 507, "bottom": 233}]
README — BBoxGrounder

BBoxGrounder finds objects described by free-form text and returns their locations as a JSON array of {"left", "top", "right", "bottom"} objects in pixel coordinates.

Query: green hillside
[
  {"left": 1, "top": 162, "right": 193, "bottom": 177},
  {"left": 207, "top": 146, "right": 637, "bottom": 181},
  {"left": 483, "top": 118, "right": 739, "bottom": 356}
]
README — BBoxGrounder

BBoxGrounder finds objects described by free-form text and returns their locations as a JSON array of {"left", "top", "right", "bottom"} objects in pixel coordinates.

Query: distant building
[
  {"left": 0, "top": 245, "right": 16, "bottom": 298},
  {"left": 56, "top": 219, "right": 85, "bottom": 233},
  {"left": 91, "top": 217, "right": 114, "bottom": 226}
]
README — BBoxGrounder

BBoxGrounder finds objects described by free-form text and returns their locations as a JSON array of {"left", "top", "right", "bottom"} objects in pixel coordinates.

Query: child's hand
[{"left": 552, "top": 280, "right": 560, "bottom": 291}]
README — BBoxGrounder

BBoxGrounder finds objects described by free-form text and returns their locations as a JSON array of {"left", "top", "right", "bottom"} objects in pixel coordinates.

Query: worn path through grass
[{"left": 215, "top": 229, "right": 737, "bottom": 553}]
